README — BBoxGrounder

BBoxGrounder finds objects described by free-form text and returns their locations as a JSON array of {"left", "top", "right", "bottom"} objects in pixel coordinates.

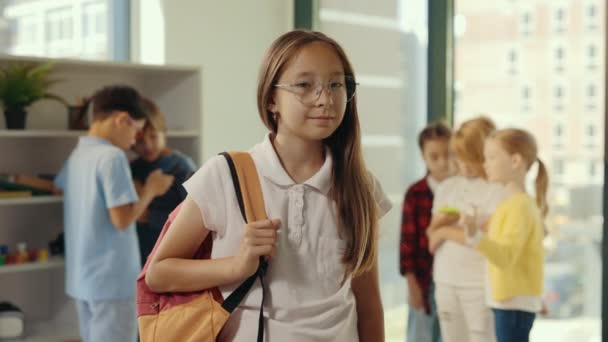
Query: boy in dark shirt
[{"left": 131, "top": 98, "right": 196, "bottom": 265}]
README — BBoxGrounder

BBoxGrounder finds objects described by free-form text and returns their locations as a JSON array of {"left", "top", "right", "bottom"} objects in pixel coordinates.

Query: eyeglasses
[{"left": 274, "top": 75, "right": 358, "bottom": 106}]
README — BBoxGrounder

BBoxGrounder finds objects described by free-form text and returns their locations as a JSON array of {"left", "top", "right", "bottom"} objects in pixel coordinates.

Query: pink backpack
[{"left": 136, "top": 152, "right": 268, "bottom": 342}]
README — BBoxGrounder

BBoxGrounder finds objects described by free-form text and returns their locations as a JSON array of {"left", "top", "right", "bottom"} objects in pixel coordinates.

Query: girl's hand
[
  {"left": 461, "top": 205, "right": 480, "bottom": 237},
  {"left": 480, "top": 221, "right": 490, "bottom": 233},
  {"left": 232, "top": 219, "right": 281, "bottom": 281},
  {"left": 435, "top": 212, "right": 460, "bottom": 229},
  {"left": 428, "top": 230, "right": 445, "bottom": 254}
]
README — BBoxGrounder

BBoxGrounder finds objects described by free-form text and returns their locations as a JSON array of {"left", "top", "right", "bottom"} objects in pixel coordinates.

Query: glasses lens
[
  {"left": 298, "top": 83, "right": 318, "bottom": 106},
  {"left": 295, "top": 76, "right": 358, "bottom": 105}
]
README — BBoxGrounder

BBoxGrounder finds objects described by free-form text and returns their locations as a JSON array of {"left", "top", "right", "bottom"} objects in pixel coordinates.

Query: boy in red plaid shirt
[{"left": 400, "top": 122, "right": 451, "bottom": 342}]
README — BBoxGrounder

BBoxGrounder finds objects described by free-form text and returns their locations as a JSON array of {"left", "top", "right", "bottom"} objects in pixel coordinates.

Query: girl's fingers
[
  {"left": 253, "top": 228, "right": 278, "bottom": 238},
  {"left": 250, "top": 237, "right": 276, "bottom": 246},
  {"left": 249, "top": 218, "right": 281, "bottom": 229},
  {"left": 251, "top": 245, "right": 274, "bottom": 257},
  {"left": 264, "top": 248, "right": 277, "bottom": 261}
]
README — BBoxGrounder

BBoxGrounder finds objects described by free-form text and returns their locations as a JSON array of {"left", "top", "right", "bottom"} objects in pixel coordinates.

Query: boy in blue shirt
[{"left": 54, "top": 85, "right": 174, "bottom": 342}]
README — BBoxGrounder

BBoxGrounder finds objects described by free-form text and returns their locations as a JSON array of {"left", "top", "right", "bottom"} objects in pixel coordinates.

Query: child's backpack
[{"left": 137, "top": 151, "right": 269, "bottom": 342}]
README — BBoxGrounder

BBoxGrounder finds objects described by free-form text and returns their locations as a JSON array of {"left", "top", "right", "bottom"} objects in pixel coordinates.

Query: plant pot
[{"left": 4, "top": 107, "right": 27, "bottom": 129}]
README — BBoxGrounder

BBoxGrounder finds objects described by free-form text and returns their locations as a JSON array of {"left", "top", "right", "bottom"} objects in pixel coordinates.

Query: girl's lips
[{"left": 308, "top": 117, "right": 333, "bottom": 127}]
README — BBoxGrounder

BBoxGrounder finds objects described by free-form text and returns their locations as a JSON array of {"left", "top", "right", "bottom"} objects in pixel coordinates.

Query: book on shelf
[
  {"left": 0, "top": 174, "right": 55, "bottom": 196},
  {"left": 13, "top": 174, "right": 57, "bottom": 193},
  {"left": 0, "top": 191, "right": 32, "bottom": 199}
]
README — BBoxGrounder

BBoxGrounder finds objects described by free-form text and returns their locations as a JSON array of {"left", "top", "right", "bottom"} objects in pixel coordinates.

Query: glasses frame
[{"left": 273, "top": 75, "right": 359, "bottom": 106}]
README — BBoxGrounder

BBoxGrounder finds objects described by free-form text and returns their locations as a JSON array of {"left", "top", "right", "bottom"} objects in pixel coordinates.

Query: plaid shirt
[{"left": 400, "top": 176, "right": 434, "bottom": 313}]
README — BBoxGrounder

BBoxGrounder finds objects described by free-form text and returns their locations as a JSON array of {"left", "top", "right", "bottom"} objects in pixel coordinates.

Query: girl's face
[
  {"left": 270, "top": 42, "right": 348, "bottom": 141},
  {"left": 483, "top": 137, "right": 516, "bottom": 184},
  {"left": 455, "top": 158, "right": 479, "bottom": 178},
  {"left": 133, "top": 126, "right": 167, "bottom": 162}
]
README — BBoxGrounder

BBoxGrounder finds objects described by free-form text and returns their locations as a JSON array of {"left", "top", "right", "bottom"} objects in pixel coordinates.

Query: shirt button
[{"left": 293, "top": 215, "right": 303, "bottom": 225}]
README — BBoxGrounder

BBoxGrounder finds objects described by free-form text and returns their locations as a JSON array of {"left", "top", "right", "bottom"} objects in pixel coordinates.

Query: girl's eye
[
  {"left": 295, "top": 82, "right": 312, "bottom": 89},
  {"left": 330, "top": 82, "right": 344, "bottom": 89}
]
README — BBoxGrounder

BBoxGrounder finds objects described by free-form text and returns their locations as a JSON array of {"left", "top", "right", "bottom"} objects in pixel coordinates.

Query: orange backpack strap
[
  {"left": 224, "top": 151, "right": 267, "bottom": 223},
  {"left": 219, "top": 151, "right": 268, "bottom": 342}
]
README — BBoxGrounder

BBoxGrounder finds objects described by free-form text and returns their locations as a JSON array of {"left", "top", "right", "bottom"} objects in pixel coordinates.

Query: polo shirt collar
[{"left": 254, "top": 133, "right": 332, "bottom": 195}]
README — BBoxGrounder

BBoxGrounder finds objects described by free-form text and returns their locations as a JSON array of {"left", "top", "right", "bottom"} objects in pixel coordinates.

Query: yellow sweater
[{"left": 476, "top": 193, "right": 544, "bottom": 301}]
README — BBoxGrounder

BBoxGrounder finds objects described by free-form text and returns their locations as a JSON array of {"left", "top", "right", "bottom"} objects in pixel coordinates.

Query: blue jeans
[
  {"left": 493, "top": 309, "right": 535, "bottom": 342},
  {"left": 76, "top": 299, "right": 137, "bottom": 342},
  {"left": 407, "top": 284, "right": 442, "bottom": 342}
]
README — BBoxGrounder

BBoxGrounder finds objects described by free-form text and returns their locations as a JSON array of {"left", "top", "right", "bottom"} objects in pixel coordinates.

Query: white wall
[{"left": 159, "top": 0, "right": 293, "bottom": 161}]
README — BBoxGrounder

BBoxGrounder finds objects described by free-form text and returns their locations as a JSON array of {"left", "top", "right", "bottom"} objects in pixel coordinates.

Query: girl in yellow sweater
[{"left": 464, "top": 128, "right": 547, "bottom": 342}]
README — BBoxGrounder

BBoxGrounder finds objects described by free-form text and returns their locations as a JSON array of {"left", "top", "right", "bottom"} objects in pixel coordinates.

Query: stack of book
[{"left": 0, "top": 175, "right": 57, "bottom": 199}]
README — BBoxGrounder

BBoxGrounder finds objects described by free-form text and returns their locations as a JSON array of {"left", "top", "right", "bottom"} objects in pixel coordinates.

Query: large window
[
  {"left": 317, "top": 0, "right": 426, "bottom": 340},
  {"left": 455, "top": 1, "right": 604, "bottom": 340},
  {"left": 0, "top": 0, "right": 126, "bottom": 61}
]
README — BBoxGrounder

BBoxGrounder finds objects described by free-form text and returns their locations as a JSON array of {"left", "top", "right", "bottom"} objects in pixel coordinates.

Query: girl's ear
[
  {"left": 268, "top": 98, "right": 277, "bottom": 113},
  {"left": 268, "top": 88, "right": 280, "bottom": 113},
  {"left": 511, "top": 153, "right": 524, "bottom": 170}
]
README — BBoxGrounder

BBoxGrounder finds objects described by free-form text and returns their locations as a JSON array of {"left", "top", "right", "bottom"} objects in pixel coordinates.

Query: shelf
[
  {"left": 0, "top": 258, "right": 64, "bottom": 275},
  {"left": 166, "top": 130, "right": 200, "bottom": 138},
  {"left": 0, "top": 53, "right": 200, "bottom": 75},
  {"left": 20, "top": 332, "right": 80, "bottom": 342},
  {"left": 0, "top": 129, "right": 199, "bottom": 138},
  {"left": 0, "top": 53, "right": 201, "bottom": 342},
  {"left": 0, "top": 196, "right": 62, "bottom": 206},
  {"left": 0, "top": 129, "right": 82, "bottom": 138},
  {"left": 17, "top": 319, "right": 80, "bottom": 342}
]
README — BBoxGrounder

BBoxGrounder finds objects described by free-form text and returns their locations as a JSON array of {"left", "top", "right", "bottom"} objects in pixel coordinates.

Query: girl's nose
[{"left": 314, "top": 84, "right": 334, "bottom": 107}]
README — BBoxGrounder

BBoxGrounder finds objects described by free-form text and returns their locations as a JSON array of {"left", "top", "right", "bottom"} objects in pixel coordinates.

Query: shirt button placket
[{"left": 289, "top": 185, "right": 305, "bottom": 245}]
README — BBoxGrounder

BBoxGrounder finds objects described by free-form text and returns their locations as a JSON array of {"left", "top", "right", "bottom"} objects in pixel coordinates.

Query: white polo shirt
[
  {"left": 432, "top": 176, "right": 508, "bottom": 287},
  {"left": 183, "top": 134, "right": 392, "bottom": 342}
]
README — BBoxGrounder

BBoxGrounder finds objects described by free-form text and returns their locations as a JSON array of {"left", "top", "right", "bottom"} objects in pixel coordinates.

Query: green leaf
[
  {"left": 43, "top": 93, "right": 68, "bottom": 106},
  {"left": 0, "top": 61, "right": 64, "bottom": 110}
]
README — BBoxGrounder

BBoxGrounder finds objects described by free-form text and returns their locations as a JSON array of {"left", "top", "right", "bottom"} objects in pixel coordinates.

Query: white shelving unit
[
  {"left": 0, "top": 54, "right": 202, "bottom": 341},
  {"left": 0, "top": 258, "right": 64, "bottom": 275},
  {"left": 0, "top": 196, "right": 63, "bottom": 206},
  {"left": 0, "top": 129, "right": 199, "bottom": 138}
]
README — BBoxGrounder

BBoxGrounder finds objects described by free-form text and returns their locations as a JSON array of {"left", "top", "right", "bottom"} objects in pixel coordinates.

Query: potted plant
[{"left": 0, "top": 62, "right": 67, "bottom": 129}]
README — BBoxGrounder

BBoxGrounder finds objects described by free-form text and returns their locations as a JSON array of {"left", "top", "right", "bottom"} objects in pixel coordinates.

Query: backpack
[{"left": 136, "top": 151, "right": 268, "bottom": 342}]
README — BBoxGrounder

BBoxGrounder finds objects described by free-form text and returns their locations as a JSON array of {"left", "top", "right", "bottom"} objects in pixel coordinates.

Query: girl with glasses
[{"left": 145, "top": 30, "right": 392, "bottom": 341}]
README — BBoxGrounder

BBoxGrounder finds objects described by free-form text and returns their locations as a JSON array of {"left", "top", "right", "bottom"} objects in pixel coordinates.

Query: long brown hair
[
  {"left": 257, "top": 30, "right": 378, "bottom": 276},
  {"left": 451, "top": 116, "right": 496, "bottom": 178},
  {"left": 492, "top": 128, "right": 549, "bottom": 217}
]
